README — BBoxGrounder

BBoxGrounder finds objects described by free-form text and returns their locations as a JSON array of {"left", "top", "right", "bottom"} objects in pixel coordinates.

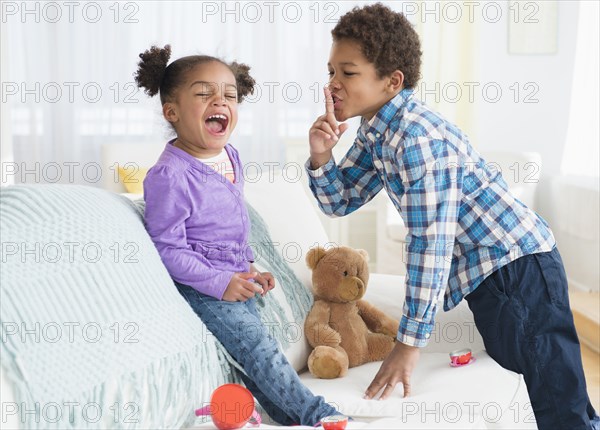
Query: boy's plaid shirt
[{"left": 306, "top": 89, "right": 556, "bottom": 347}]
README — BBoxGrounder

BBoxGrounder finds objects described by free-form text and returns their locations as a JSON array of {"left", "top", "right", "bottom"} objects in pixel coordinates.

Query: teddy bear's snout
[{"left": 340, "top": 276, "right": 366, "bottom": 301}]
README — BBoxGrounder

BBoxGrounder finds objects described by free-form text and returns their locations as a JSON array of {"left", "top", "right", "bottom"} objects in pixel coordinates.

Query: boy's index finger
[
  {"left": 323, "top": 86, "right": 339, "bottom": 134},
  {"left": 324, "top": 86, "right": 335, "bottom": 115}
]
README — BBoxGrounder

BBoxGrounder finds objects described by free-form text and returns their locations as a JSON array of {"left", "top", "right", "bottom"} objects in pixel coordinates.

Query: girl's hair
[{"left": 134, "top": 44, "right": 255, "bottom": 104}]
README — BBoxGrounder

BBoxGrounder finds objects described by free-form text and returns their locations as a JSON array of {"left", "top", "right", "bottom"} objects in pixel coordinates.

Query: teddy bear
[{"left": 304, "top": 246, "right": 400, "bottom": 379}]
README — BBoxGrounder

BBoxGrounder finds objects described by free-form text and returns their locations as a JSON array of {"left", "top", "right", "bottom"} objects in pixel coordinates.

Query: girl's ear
[
  {"left": 163, "top": 102, "right": 178, "bottom": 123},
  {"left": 387, "top": 70, "right": 404, "bottom": 93}
]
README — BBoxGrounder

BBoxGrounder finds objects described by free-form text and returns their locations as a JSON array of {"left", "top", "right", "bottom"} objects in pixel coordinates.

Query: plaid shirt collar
[{"left": 359, "top": 88, "right": 414, "bottom": 141}]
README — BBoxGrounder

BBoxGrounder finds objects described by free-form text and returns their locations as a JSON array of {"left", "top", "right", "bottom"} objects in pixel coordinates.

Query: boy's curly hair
[
  {"left": 134, "top": 44, "right": 255, "bottom": 104},
  {"left": 332, "top": 3, "right": 422, "bottom": 89}
]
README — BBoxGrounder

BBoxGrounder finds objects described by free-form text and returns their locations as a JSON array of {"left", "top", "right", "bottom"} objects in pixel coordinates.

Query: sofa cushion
[
  {"left": 299, "top": 354, "right": 535, "bottom": 428},
  {"left": 0, "top": 185, "right": 239, "bottom": 430}
]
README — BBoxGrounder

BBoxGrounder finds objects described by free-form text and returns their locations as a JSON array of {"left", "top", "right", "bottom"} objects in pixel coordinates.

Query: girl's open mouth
[{"left": 204, "top": 114, "right": 229, "bottom": 136}]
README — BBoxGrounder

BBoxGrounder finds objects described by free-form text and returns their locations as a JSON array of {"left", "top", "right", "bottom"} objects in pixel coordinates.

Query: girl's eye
[
  {"left": 344, "top": 72, "right": 356, "bottom": 76},
  {"left": 327, "top": 71, "right": 334, "bottom": 76}
]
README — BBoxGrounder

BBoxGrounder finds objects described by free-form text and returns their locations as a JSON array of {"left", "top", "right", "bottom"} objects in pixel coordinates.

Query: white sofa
[{"left": 0, "top": 166, "right": 537, "bottom": 429}]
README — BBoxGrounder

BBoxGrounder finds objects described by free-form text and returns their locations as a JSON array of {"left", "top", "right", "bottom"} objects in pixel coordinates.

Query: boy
[{"left": 305, "top": 4, "right": 599, "bottom": 429}]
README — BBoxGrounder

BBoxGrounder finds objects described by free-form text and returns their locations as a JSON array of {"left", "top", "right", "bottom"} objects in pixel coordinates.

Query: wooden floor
[
  {"left": 582, "top": 343, "right": 600, "bottom": 411},
  {"left": 572, "top": 291, "right": 600, "bottom": 411},
  {"left": 572, "top": 293, "right": 600, "bottom": 325}
]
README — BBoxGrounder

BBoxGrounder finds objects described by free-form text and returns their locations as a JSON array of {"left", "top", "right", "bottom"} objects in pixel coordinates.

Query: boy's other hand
[
  {"left": 363, "top": 342, "right": 420, "bottom": 400},
  {"left": 308, "top": 86, "right": 349, "bottom": 169},
  {"left": 222, "top": 272, "right": 264, "bottom": 302}
]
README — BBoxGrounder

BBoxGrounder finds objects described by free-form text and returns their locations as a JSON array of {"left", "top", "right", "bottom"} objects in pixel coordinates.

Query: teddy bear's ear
[
  {"left": 356, "top": 249, "right": 370, "bottom": 262},
  {"left": 306, "top": 247, "right": 327, "bottom": 269}
]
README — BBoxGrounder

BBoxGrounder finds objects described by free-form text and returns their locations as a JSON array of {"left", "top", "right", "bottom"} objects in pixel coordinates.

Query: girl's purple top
[{"left": 143, "top": 140, "right": 254, "bottom": 299}]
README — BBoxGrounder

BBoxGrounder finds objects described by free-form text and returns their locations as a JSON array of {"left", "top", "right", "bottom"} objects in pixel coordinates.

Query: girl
[{"left": 135, "top": 45, "right": 340, "bottom": 426}]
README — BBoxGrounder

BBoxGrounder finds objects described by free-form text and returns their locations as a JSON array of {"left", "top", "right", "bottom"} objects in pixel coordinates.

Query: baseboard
[
  {"left": 568, "top": 277, "right": 599, "bottom": 293},
  {"left": 574, "top": 311, "right": 600, "bottom": 353},
  {"left": 570, "top": 291, "right": 600, "bottom": 353}
]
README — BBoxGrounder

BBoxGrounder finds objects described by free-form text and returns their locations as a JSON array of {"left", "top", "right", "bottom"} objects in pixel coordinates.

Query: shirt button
[
  {"left": 242, "top": 215, "right": 247, "bottom": 221},
  {"left": 425, "top": 333, "right": 431, "bottom": 339},
  {"left": 376, "top": 133, "right": 381, "bottom": 138}
]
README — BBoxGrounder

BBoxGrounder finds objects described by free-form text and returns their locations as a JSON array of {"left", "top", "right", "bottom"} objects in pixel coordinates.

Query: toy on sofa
[
  {"left": 304, "top": 246, "right": 400, "bottom": 379},
  {"left": 195, "top": 384, "right": 261, "bottom": 429}
]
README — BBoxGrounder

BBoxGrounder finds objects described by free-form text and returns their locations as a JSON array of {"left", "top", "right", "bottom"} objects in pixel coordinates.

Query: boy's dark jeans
[{"left": 465, "top": 247, "right": 599, "bottom": 430}]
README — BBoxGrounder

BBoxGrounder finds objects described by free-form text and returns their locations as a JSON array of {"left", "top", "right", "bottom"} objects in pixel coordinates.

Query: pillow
[
  {"left": 0, "top": 185, "right": 240, "bottom": 430},
  {"left": 244, "top": 170, "right": 330, "bottom": 289},
  {"left": 118, "top": 166, "right": 149, "bottom": 194},
  {"left": 245, "top": 203, "right": 313, "bottom": 372},
  {"left": 251, "top": 259, "right": 312, "bottom": 372},
  {"left": 244, "top": 173, "right": 331, "bottom": 372}
]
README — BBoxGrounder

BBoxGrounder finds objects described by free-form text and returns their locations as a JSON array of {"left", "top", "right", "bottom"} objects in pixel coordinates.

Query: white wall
[
  {"left": 470, "top": 2, "right": 599, "bottom": 292},
  {"left": 472, "top": 2, "right": 580, "bottom": 221},
  {"left": 378, "top": 2, "right": 599, "bottom": 290}
]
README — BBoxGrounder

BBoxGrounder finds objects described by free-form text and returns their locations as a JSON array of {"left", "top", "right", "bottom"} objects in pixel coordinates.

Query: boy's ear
[
  {"left": 387, "top": 70, "right": 404, "bottom": 93},
  {"left": 163, "top": 102, "right": 179, "bottom": 123}
]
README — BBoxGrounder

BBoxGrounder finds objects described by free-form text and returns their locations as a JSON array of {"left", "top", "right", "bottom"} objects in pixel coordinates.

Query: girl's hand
[
  {"left": 222, "top": 272, "right": 263, "bottom": 302},
  {"left": 308, "top": 87, "right": 349, "bottom": 169},
  {"left": 249, "top": 265, "right": 276, "bottom": 297},
  {"left": 255, "top": 272, "right": 276, "bottom": 297}
]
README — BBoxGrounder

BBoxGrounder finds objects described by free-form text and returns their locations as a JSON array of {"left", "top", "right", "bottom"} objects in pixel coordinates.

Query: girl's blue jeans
[{"left": 174, "top": 281, "right": 339, "bottom": 426}]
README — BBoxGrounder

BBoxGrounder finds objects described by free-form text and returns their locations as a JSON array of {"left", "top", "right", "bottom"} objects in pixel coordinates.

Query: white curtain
[
  {"left": 414, "top": 1, "right": 480, "bottom": 143},
  {"left": 561, "top": 1, "right": 600, "bottom": 178},
  {"left": 1, "top": 17, "right": 13, "bottom": 185},
  {"left": 3, "top": 1, "right": 480, "bottom": 186},
  {"left": 3, "top": 1, "right": 357, "bottom": 185}
]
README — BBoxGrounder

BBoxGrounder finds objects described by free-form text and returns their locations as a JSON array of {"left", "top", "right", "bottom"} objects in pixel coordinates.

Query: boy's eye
[
  {"left": 225, "top": 95, "right": 237, "bottom": 99},
  {"left": 327, "top": 71, "right": 356, "bottom": 77},
  {"left": 195, "top": 93, "right": 211, "bottom": 97}
]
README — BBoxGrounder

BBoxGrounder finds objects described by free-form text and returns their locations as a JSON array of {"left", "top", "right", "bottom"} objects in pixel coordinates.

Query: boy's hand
[
  {"left": 363, "top": 342, "right": 420, "bottom": 400},
  {"left": 222, "top": 272, "right": 264, "bottom": 302},
  {"left": 308, "top": 86, "right": 349, "bottom": 169}
]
